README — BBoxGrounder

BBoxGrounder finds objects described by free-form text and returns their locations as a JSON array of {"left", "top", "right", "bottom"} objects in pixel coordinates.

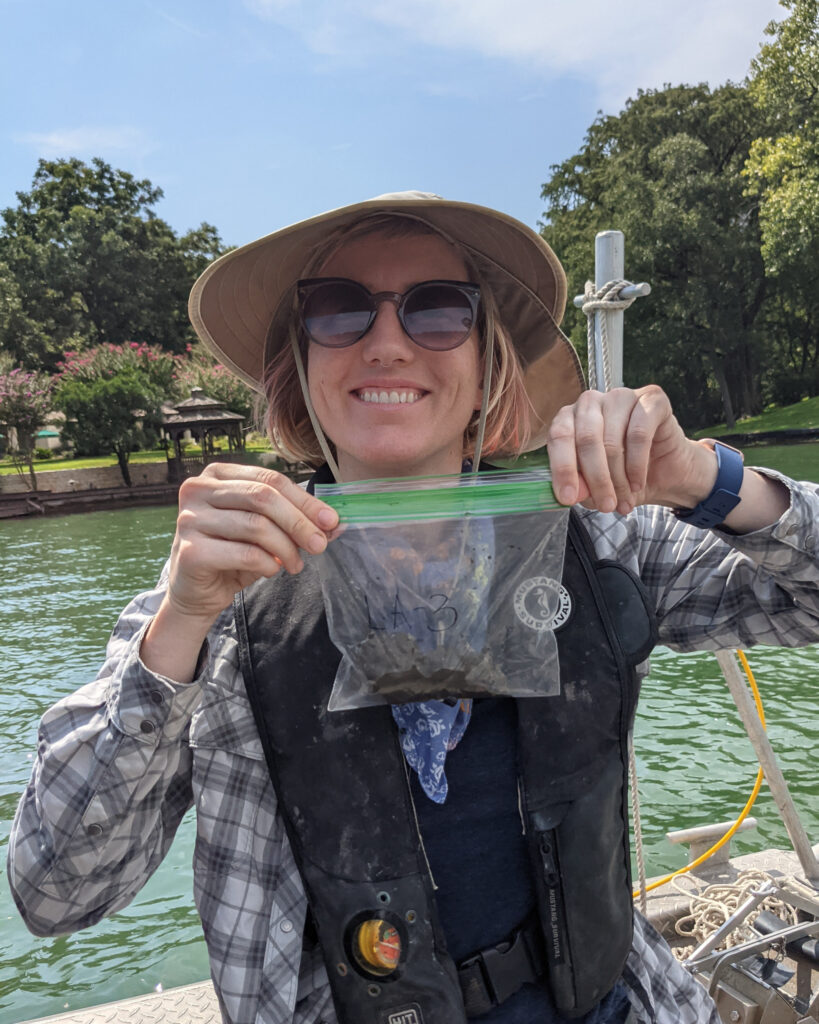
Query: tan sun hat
[{"left": 189, "top": 191, "right": 585, "bottom": 451}]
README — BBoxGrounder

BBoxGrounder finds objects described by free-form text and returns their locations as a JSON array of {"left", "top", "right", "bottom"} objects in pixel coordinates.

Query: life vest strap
[{"left": 457, "top": 916, "right": 545, "bottom": 1016}]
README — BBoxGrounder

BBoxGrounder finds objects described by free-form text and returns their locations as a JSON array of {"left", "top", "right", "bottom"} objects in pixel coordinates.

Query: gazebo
[{"left": 162, "top": 387, "right": 246, "bottom": 481}]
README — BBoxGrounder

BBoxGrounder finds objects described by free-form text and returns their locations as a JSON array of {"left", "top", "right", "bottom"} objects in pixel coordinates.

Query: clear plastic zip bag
[{"left": 314, "top": 469, "right": 570, "bottom": 711}]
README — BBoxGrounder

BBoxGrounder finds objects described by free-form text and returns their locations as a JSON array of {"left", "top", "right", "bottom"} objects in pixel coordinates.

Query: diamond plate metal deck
[{"left": 17, "top": 981, "right": 221, "bottom": 1024}]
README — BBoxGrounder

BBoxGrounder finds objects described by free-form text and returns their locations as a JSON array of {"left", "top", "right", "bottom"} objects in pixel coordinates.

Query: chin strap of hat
[
  {"left": 471, "top": 303, "right": 495, "bottom": 473},
  {"left": 289, "top": 323, "right": 342, "bottom": 481}
]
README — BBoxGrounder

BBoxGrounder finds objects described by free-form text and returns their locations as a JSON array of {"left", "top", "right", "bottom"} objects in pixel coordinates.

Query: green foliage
[
  {"left": 0, "top": 158, "right": 226, "bottom": 371},
  {"left": 740, "top": 0, "right": 819, "bottom": 405},
  {"left": 0, "top": 367, "right": 54, "bottom": 489},
  {"left": 54, "top": 354, "right": 164, "bottom": 487},
  {"left": 541, "top": 83, "right": 767, "bottom": 429},
  {"left": 57, "top": 341, "right": 180, "bottom": 396},
  {"left": 173, "top": 342, "right": 256, "bottom": 420}
]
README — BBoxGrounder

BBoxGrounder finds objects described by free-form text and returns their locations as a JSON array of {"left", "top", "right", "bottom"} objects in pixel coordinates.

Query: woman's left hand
[{"left": 545, "top": 385, "right": 708, "bottom": 514}]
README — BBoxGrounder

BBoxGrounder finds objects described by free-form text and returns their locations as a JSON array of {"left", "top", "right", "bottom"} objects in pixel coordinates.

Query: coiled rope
[{"left": 670, "top": 869, "right": 814, "bottom": 960}]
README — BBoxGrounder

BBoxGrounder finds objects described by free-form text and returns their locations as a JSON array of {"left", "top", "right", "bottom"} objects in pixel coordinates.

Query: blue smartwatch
[{"left": 674, "top": 440, "right": 744, "bottom": 529}]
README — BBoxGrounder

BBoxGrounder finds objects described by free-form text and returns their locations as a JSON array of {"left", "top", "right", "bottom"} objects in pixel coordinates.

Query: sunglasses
[{"left": 297, "top": 278, "right": 482, "bottom": 351}]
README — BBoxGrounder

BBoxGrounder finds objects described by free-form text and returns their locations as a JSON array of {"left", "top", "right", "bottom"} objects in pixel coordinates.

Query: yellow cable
[{"left": 633, "top": 650, "right": 767, "bottom": 899}]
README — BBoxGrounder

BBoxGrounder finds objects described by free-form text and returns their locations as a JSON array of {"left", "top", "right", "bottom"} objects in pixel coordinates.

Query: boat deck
[
  {"left": 17, "top": 981, "right": 220, "bottom": 1024},
  {"left": 18, "top": 844, "right": 819, "bottom": 1024}
]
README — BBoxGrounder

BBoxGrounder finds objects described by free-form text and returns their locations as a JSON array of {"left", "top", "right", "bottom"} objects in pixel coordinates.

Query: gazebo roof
[{"left": 163, "top": 387, "right": 245, "bottom": 428}]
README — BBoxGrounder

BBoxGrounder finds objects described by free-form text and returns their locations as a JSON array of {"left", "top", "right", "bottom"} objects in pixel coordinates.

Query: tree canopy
[
  {"left": 53, "top": 344, "right": 170, "bottom": 487},
  {"left": 0, "top": 367, "right": 53, "bottom": 490},
  {"left": 540, "top": 0, "right": 819, "bottom": 428},
  {"left": 0, "top": 158, "right": 226, "bottom": 370}
]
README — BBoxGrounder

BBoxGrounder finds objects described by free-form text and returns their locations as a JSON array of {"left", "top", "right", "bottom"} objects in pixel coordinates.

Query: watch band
[{"left": 674, "top": 440, "right": 744, "bottom": 529}]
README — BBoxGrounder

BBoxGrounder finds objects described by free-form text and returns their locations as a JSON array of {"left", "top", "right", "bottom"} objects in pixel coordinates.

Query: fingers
[
  {"left": 547, "top": 386, "right": 671, "bottom": 514},
  {"left": 185, "top": 464, "right": 339, "bottom": 564},
  {"left": 179, "top": 464, "right": 341, "bottom": 577}
]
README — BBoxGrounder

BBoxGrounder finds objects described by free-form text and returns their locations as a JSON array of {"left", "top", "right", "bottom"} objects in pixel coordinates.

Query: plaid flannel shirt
[{"left": 8, "top": 470, "right": 819, "bottom": 1024}]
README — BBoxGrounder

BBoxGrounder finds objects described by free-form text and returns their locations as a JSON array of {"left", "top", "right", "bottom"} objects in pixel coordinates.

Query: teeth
[{"left": 360, "top": 389, "right": 420, "bottom": 404}]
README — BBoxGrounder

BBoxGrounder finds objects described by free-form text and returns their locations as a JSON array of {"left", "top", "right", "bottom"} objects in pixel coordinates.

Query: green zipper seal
[{"left": 315, "top": 470, "right": 560, "bottom": 523}]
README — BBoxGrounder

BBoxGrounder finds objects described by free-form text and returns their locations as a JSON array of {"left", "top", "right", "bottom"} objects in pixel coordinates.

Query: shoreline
[{"left": 0, "top": 482, "right": 181, "bottom": 520}]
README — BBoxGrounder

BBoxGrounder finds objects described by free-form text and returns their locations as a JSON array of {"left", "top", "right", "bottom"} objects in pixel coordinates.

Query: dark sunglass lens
[
  {"left": 403, "top": 284, "right": 475, "bottom": 350},
  {"left": 301, "top": 282, "right": 372, "bottom": 347}
]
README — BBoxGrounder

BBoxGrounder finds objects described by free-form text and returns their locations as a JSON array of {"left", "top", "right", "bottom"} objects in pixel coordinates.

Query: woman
[{"left": 8, "top": 192, "right": 819, "bottom": 1024}]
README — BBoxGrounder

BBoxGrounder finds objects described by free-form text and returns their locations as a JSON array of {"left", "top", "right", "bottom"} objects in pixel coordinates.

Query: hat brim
[{"left": 189, "top": 192, "right": 585, "bottom": 452}]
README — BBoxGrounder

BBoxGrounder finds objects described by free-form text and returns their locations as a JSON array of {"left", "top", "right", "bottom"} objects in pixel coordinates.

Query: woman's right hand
[{"left": 141, "top": 464, "right": 339, "bottom": 682}]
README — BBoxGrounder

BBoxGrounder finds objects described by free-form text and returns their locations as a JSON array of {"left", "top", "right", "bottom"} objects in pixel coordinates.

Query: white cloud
[
  {"left": 16, "top": 126, "right": 154, "bottom": 158},
  {"left": 244, "top": 0, "right": 785, "bottom": 105}
]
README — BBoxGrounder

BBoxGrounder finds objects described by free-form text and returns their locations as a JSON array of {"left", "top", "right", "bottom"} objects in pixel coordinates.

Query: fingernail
[
  {"left": 600, "top": 497, "right": 616, "bottom": 513},
  {"left": 307, "top": 533, "right": 326, "bottom": 554},
  {"left": 559, "top": 485, "right": 576, "bottom": 505},
  {"left": 317, "top": 508, "right": 337, "bottom": 528}
]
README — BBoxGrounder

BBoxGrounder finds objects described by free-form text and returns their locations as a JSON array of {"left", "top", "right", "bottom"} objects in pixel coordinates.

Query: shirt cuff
[{"left": 106, "top": 620, "right": 207, "bottom": 743}]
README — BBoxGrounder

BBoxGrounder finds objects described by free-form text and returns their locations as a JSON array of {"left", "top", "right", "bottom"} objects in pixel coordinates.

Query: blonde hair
[{"left": 263, "top": 215, "right": 531, "bottom": 467}]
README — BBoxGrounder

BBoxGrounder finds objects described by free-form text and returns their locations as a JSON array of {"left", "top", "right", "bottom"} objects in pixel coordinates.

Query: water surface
[{"left": 0, "top": 506, "right": 815, "bottom": 1024}]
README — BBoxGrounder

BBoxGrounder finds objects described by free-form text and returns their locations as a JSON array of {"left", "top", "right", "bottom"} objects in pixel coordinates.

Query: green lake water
[{"left": 0, "top": 503, "right": 816, "bottom": 1024}]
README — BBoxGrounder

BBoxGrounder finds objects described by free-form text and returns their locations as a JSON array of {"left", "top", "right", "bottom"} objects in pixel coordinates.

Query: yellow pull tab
[{"left": 354, "top": 919, "right": 402, "bottom": 974}]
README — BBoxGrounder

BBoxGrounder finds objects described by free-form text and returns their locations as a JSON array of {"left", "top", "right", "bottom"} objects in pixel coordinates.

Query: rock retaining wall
[{"left": 0, "top": 461, "right": 170, "bottom": 494}]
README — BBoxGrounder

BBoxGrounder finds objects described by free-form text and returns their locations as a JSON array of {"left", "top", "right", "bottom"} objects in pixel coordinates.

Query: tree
[
  {"left": 743, "top": 0, "right": 819, "bottom": 401},
  {"left": 54, "top": 344, "right": 168, "bottom": 487},
  {"left": 0, "top": 367, "right": 53, "bottom": 490},
  {"left": 0, "top": 158, "right": 226, "bottom": 370},
  {"left": 174, "top": 342, "right": 256, "bottom": 421},
  {"left": 541, "top": 83, "right": 769, "bottom": 429}
]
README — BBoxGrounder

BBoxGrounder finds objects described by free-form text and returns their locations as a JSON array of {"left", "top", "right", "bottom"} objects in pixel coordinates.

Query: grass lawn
[
  {"left": 0, "top": 442, "right": 275, "bottom": 476},
  {"left": 694, "top": 395, "right": 819, "bottom": 436},
  {"left": 742, "top": 441, "right": 819, "bottom": 483}
]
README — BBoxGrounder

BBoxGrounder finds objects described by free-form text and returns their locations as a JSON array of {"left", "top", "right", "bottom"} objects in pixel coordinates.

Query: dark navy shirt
[{"left": 409, "top": 697, "right": 631, "bottom": 1023}]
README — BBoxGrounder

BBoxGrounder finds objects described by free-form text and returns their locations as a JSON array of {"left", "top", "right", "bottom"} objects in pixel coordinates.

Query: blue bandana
[{"left": 391, "top": 699, "right": 473, "bottom": 803}]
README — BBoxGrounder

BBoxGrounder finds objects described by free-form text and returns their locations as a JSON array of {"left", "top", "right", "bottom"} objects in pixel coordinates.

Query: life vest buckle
[{"left": 457, "top": 919, "right": 544, "bottom": 1016}]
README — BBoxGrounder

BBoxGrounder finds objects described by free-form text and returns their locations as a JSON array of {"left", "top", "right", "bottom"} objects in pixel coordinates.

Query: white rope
[
  {"left": 670, "top": 870, "right": 801, "bottom": 960},
  {"left": 628, "top": 732, "right": 648, "bottom": 914},
  {"left": 582, "top": 279, "right": 647, "bottom": 907},
  {"left": 581, "top": 280, "right": 639, "bottom": 392}
]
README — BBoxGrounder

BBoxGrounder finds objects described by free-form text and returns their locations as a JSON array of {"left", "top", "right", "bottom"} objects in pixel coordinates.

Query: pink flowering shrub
[
  {"left": 56, "top": 342, "right": 179, "bottom": 396},
  {"left": 174, "top": 356, "right": 255, "bottom": 421},
  {"left": 0, "top": 368, "right": 54, "bottom": 489}
]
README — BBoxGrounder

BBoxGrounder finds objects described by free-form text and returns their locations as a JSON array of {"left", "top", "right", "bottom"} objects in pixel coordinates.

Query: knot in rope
[
  {"left": 581, "top": 279, "right": 639, "bottom": 316},
  {"left": 580, "top": 279, "right": 641, "bottom": 392}
]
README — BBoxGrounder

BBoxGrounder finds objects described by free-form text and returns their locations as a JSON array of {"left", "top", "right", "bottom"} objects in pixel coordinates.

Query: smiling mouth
[{"left": 354, "top": 388, "right": 426, "bottom": 405}]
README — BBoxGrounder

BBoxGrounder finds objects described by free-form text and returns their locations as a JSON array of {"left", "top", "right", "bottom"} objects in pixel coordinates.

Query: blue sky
[{"left": 1, "top": 0, "right": 784, "bottom": 247}]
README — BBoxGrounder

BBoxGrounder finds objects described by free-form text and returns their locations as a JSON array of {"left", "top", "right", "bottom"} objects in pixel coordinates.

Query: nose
[{"left": 359, "top": 296, "right": 414, "bottom": 364}]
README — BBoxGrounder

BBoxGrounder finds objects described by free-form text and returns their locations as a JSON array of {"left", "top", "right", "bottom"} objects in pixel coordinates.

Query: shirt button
[
  {"left": 280, "top": 919, "right": 293, "bottom": 933},
  {"left": 786, "top": 524, "right": 799, "bottom": 536},
  {"left": 805, "top": 535, "right": 815, "bottom": 550},
  {"left": 86, "top": 823, "right": 104, "bottom": 837},
  {"left": 140, "top": 719, "right": 156, "bottom": 735},
  {"left": 149, "top": 690, "right": 165, "bottom": 705}
]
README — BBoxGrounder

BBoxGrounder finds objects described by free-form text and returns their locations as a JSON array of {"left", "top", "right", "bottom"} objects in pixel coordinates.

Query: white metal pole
[
  {"left": 594, "top": 231, "right": 625, "bottom": 390},
  {"left": 715, "top": 650, "right": 819, "bottom": 881}
]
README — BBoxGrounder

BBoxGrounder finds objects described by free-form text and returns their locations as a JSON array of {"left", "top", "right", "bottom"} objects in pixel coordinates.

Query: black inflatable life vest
[{"left": 234, "top": 511, "right": 657, "bottom": 1024}]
